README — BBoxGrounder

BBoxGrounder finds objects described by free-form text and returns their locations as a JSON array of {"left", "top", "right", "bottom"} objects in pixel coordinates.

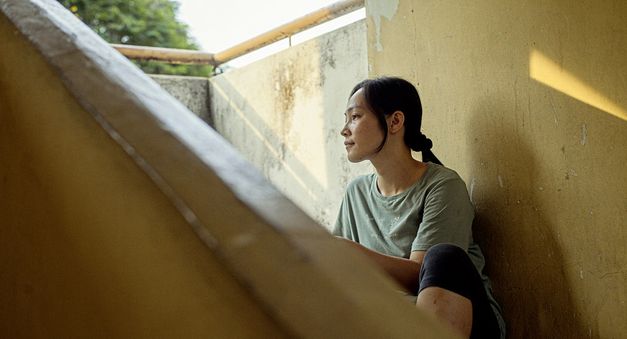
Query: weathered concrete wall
[
  {"left": 367, "top": 0, "right": 627, "bottom": 337},
  {"left": 209, "top": 21, "right": 371, "bottom": 229},
  {"left": 150, "top": 74, "right": 211, "bottom": 125}
]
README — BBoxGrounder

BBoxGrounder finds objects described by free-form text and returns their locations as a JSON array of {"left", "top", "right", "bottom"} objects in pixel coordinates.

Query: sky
[{"left": 176, "top": 0, "right": 365, "bottom": 67}]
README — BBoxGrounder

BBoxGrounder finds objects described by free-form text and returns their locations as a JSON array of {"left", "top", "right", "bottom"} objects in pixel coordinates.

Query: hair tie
[
  {"left": 420, "top": 135, "right": 442, "bottom": 165},
  {"left": 418, "top": 134, "right": 433, "bottom": 152}
]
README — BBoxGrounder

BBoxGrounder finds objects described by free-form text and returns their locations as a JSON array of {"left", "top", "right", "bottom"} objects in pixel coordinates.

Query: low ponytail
[
  {"left": 422, "top": 148, "right": 442, "bottom": 165},
  {"left": 408, "top": 133, "right": 443, "bottom": 165}
]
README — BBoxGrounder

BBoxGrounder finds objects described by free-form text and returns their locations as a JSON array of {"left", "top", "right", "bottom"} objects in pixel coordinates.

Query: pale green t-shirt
[{"left": 333, "top": 163, "right": 505, "bottom": 336}]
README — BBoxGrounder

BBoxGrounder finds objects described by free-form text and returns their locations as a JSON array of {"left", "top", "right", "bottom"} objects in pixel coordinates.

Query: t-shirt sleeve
[
  {"left": 332, "top": 196, "right": 348, "bottom": 237},
  {"left": 332, "top": 190, "right": 355, "bottom": 240},
  {"left": 411, "top": 177, "right": 474, "bottom": 252},
  {"left": 332, "top": 178, "right": 364, "bottom": 242}
]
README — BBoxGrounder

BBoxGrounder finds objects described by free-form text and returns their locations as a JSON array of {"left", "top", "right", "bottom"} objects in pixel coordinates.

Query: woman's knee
[
  {"left": 423, "top": 243, "right": 469, "bottom": 268},
  {"left": 419, "top": 243, "right": 477, "bottom": 299}
]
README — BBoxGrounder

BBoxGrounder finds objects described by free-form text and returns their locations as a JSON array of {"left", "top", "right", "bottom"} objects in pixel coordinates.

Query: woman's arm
[{"left": 337, "top": 237, "right": 425, "bottom": 294}]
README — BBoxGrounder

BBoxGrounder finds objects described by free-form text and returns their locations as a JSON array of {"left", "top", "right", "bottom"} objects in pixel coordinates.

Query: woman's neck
[{"left": 371, "top": 151, "right": 427, "bottom": 197}]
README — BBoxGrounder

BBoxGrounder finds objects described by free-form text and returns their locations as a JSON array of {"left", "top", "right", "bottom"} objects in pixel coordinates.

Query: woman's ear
[{"left": 388, "top": 111, "right": 405, "bottom": 134}]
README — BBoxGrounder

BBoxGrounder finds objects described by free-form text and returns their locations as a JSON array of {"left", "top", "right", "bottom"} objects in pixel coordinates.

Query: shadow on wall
[
  {"left": 210, "top": 77, "right": 327, "bottom": 206},
  {"left": 466, "top": 98, "right": 587, "bottom": 337}
]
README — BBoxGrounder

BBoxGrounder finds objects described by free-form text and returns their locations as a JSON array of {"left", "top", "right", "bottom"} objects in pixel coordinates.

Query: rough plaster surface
[
  {"left": 210, "top": 21, "right": 372, "bottom": 229},
  {"left": 368, "top": 0, "right": 627, "bottom": 337},
  {"left": 150, "top": 74, "right": 212, "bottom": 125}
]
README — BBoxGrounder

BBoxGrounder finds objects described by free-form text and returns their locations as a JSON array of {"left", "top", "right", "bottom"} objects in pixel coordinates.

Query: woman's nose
[{"left": 340, "top": 124, "right": 349, "bottom": 137}]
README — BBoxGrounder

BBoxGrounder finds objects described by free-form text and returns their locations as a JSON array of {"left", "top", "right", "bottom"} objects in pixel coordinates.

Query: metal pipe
[
  {"left": 110, "top": 44, "right": 216, "bottom": 65},
  {"left": 213, "top": 0, "right": 364, "bottom": 65},
  {"left": 110, "top": 0, "right": 364, "bottom": 67}
]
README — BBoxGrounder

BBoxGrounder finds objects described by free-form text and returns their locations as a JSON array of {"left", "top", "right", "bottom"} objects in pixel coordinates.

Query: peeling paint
[
  {"left": 369, "top": 0, "right": 399, "bottom": 52},
  {"left": 469, "top": 177, "right": 477, "bottom": 202},
  {"left": 580, "top": 123, "right": 587, "bottom": 145},
  {"left": 569, "top": 169, "right": 578, "bottom": 177}
]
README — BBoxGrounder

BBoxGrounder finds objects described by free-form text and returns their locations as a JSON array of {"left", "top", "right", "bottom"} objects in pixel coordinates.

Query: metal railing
[{"left": 111, "top": 0, "right": 363, "bottom": 67}]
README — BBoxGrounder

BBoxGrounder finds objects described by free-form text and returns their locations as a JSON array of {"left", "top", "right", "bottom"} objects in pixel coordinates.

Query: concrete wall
[
  {"left": 150, "top": 74, "right": 211, "bottom": 125},
  {"left": 366, "top": 0, "right": 627, "bottom": 337},
  {"left": 209, "top": 21, "right": 371, "bottom": 229}
]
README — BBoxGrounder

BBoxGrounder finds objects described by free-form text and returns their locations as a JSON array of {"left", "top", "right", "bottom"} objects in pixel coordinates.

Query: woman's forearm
[{"left": 337, "top": 237, "right": 421, "bottom": 294}]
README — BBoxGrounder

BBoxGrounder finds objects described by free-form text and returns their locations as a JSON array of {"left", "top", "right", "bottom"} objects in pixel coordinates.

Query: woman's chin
[{"left": 347, "top": 154, "right": 364, "bottom": 163}]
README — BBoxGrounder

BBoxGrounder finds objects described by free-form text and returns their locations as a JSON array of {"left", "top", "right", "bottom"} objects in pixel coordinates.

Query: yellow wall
[{"left": 367, "top": 0, "right": 627, "bottom": 337}]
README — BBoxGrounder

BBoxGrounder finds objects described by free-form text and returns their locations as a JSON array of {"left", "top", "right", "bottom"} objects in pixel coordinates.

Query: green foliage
[{"left": 58, "top": 0, "right": 212, "bottom": 76}]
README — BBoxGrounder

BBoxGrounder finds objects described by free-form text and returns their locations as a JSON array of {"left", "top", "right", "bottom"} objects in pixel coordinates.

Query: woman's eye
[{"left": 351, "top": 114, "right": 359, "bottom": 120}]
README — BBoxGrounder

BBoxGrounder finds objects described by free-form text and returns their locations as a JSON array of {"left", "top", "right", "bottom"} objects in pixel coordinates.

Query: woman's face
[{"left": 341, "top": 88, "right": 385, "bottom": 163}]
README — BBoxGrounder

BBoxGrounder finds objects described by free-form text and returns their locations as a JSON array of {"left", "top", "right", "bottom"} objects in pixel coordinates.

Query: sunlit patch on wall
[{"left": 529, "top": 49, "right": 627, "bottom": 122}]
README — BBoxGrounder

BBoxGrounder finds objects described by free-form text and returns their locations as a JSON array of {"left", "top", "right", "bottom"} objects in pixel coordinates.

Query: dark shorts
[{"left": 418, "top": 243, "right": 502, "bottom": 339}]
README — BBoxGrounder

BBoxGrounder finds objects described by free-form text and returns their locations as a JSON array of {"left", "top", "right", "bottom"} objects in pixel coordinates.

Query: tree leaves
[{"left": 58, "top": 0, "right": 212, "bottom": 76}]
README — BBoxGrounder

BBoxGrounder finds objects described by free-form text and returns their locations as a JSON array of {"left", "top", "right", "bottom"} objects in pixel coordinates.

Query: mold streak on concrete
[{"left": 210, "top": 21, "right": 371, "bottom": 229}]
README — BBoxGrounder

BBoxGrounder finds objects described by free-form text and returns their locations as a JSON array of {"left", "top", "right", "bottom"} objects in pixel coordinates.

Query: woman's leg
[
  {"left": 416, "top": 285, "right": 472, "bottom": 337},
  {"left": 416, "top": 243, "right": 500, "bottom": 339}
]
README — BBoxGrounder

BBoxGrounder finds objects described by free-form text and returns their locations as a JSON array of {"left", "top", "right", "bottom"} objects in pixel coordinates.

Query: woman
[{"left": 333, "top": 77, "right": 505, "bottom": 338}]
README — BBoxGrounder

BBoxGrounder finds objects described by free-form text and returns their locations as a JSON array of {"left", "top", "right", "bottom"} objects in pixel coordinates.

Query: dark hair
[{"left": 350, "top": 76, "right": 442, "bottom": 165}]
